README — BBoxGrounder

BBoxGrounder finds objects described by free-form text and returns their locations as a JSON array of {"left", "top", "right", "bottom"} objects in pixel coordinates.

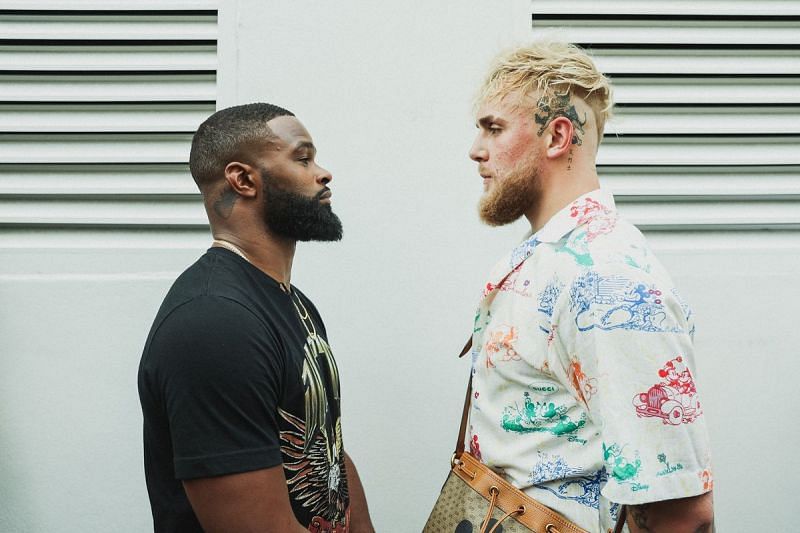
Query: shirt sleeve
[
  {"left": 561, "top": 267, "right": 713, "bottom": 505},
  {"left": 146, "top": 295, "right": 286, "bottom": 480}
]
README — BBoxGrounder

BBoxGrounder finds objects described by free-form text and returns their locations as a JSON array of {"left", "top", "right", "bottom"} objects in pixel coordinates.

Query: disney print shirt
[{"left": 468, "top": 189, "right": 712, "bottom": 532}]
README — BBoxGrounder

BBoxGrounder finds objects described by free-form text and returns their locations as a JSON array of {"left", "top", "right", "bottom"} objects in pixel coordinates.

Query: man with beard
[
  {"left": 463, "top": 42, "right": 714, "bottom": 532},
  {"left": 138, "top": 103, "right": 374, "bottom": 533}
]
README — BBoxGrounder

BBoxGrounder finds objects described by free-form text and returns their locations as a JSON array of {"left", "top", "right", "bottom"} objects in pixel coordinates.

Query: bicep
[{"left": 183, "top": 465, "right": 307, "bottom": 533}]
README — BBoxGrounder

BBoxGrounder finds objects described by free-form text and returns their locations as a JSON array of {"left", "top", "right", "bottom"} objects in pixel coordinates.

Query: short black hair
[{"left": 189, "top": 102, "right": 295, "bottom": 188}]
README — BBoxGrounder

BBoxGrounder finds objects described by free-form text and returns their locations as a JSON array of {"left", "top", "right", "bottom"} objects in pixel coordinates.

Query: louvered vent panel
[
  {"left": 0, "top": 8, "right": 216, "bottom": 231},
  {"left": 532, "top": 2, "right": 800, "bottom": 230}
]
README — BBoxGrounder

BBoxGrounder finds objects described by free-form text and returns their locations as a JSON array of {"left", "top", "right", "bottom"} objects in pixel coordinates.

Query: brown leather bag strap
[
  {"left": 455, "top": 336, "right": 473, "bottom": 455},
  {"left": 613, "top": 505, "right": 627, "bottom": 533}
]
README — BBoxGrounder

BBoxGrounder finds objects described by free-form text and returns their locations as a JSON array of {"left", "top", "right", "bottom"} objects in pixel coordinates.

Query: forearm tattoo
[
  {"left": 213, "top": 185, "right": 238, "bottom": 219},
  {"left": 628, "top": 504, "right": 714, "bottom": 533},
  {"left": 534, "top": 92, "right": 587, "bottom": 145},
  {"left": 629, "top": 505, "right": 652, "bottom": 532}
]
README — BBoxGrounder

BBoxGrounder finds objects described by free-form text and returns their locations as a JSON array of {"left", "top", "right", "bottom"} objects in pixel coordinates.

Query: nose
[
  {"left": 316, "top": 164, "right": 332, "bottom": 185},
  {"left": 469, "top": 135, "right": 487, "bottom": 162}
]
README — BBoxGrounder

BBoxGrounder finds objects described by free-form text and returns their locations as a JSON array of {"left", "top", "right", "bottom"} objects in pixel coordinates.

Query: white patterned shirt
[{"left": 468, "top": 189, "right": 712, "bottom": 532}]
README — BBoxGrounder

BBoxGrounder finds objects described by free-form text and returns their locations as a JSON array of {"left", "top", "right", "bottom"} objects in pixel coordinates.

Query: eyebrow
[
  {"left": 291, "top": 141, "right": 316, "bottom": 154},
  {"left": 476, "top": 115, "right": 498, "bottom": 128}
]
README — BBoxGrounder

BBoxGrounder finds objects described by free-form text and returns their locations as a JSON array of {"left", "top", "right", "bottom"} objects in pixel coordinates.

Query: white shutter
[
  {"left": 0, "top": 7, "right": 216, "bottom": 235},
  {"left": 531, "top": 2, "right": 800, "bottom": 231}
]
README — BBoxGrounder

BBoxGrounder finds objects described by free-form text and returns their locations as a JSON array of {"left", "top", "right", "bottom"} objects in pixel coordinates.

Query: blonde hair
[{"left": 477, "top": 41, "right": 614, "bottom": 139}]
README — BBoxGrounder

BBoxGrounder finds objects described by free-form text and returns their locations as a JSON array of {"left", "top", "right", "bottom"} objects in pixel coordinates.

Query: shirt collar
[
  {"left": 482, "top": 189, "right": 616, "bottom": 296},
  {"left": 535, "top": 188, "right": 616, "bottom": 244}
]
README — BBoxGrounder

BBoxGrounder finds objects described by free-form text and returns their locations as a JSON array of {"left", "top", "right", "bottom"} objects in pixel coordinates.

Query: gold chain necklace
[
  {"left": 212, "top": 239, "right": 249, "bottom": 262},
  {"left": 212, "top": 238, "right": 315, "bottom": 335},
  {"left": 290, "top": 291, "right": 317, "bottom": 338}
]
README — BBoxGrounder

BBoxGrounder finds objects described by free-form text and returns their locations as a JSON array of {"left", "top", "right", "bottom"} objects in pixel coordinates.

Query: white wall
[
  {"left": 220, "top": 1, "right": 533, "bottom": 530},
  {"left": 0, "top": 1, "right": 797, "bottom": 531},
  {"left": 221, "top": 1, "right": 800, "bottom": 531}
]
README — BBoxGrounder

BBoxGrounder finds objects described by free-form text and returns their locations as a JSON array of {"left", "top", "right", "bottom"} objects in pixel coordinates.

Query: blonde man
[{"left": 464, "top": 42, "right": 714, "bottom": 532}]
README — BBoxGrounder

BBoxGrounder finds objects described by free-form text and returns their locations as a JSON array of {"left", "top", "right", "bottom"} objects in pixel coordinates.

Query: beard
[
  {"left": 262, "top": 170, "right": 343, "bottom": 242},
  {"left": 478, "top": 158, "right": 541, "bottom": 227}
]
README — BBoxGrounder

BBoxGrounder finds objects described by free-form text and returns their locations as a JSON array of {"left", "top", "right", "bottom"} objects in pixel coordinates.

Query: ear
[
  {"left": 223, "top": 161, "right": 258, "bottom": 198},
  {"left": 544, "top": 116, "right": 574, "bottom": 160}
]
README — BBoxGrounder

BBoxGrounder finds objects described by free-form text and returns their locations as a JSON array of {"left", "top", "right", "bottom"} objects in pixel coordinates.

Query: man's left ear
[{"left": 545, "top": 116, "right": 574, "bottom": 159}]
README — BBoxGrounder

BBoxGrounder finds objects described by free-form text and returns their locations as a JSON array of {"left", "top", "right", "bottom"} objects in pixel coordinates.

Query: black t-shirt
[{"left": 138, "top": 248, "right": 350, "bottom": 532}]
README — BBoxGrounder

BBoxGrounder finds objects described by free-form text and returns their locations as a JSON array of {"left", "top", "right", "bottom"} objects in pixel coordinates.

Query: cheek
[{"left": 497, "top": 130, "right": 536, "bottom": 166}]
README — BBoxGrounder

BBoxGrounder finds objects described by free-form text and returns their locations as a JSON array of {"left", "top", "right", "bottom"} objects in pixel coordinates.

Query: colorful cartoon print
[
  {"left": 472, "top": 309, "right": 490, "bottom": 366},
  {"left": 609, "top": 502, "right": 621, "bottom": 523},
  {"left": 569, "top": 271, "right": 683, "bottom": 333},
  {"left": 469, "top": 427, "right": 482, "bottom": 461},
  {"left": 623, "top": 243, "right": 653, "bottom": 273},
  {"left": 495, "top": 268, "right": 533, "bottom": 297},
  {"left": 700, "top": 469, "right": 714, "bottom": 491},
  {"left": 538, "top": 278, "right": 563, "bottom": 318},
  {"left": 483, "top": 263, "right": 529, "bottom": 299},
  {"left": 537, "top": 278, "right": 563, "bottom": 344},
  {"left": 623, "top": 254, "right": 650, "bottom": 273},
  {"left": 567, "top": 356, "right": 598, "bottom": 406},
  {"left": 546, "top": 323, "right": 558, "bottom": 346},
  {"left": 484, "top": 325, "right": 521, "bottom": 368},
  {"left": 569, "top": 196, "right": 617, "bottom": 242},
  {"left": 671, "top": 287, "right": 696, "bottom": 338},
  {"left": 501, "top": 392, "right": 587, "bottom": 444},
  {"left": 633, "top": 356, "right": 702, "bottom": 425},
  {"left": 556, "top": 229, "right": 593, "bottom": 266},
  {"left": 603, "top": 442, "right": 649, "bottom": 492},
  {"left": 656, "top": 453, "right": 684, "bottom": 477},
  {"left": 473, "top": 307, "right": 482, "bottom": 333},
  {"left": 538, "top": 277, "right": 565, "bottom": 334},
  {"left": 528, "top": 452, "right": 606, "bottom": 509},
  {"left": 509, "top": 237, "right": 540, "bottom": 270}
]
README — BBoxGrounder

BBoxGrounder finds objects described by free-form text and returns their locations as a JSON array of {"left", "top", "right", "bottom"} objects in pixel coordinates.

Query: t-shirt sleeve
[
  {"left": 560, "top": 268, "right": 713, "bottom": 505},
  {"left": 147, "top": 295, "right": 285, "bottom": 480}
]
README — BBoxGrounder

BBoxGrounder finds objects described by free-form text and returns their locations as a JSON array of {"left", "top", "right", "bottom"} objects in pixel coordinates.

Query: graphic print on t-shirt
[{"left": 278, "top": 332, "right": 349, "bottom": 531}]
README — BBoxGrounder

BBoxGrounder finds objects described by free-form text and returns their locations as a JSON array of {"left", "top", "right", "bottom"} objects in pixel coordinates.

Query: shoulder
[
  {"left": 159, "top": 250, "right": 276, "bottom": 324},
  {"left": 550, "top": 220, "right": 692, "bottom": 328},
  {"left": 158, "top": 294, "right": 266, "bottom": 335},
  {"left": 140, "top": 295, "right": 286, "bottom": 396},
  {"left": 144, "top": 294, "right": 281, "bottom": 370}
]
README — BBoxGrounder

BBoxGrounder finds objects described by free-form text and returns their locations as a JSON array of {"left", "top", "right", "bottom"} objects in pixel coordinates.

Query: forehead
[
  {"left": 475, "top": 95, "right": 534, "bottom": 125},
  {"left": 265, "top": 115, "right": 312, "bottom": 149}
]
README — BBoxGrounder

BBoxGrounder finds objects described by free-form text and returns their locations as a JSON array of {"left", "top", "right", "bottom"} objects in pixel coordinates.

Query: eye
[
  {"left": 488, "top": 125, "right": 502, "bottom": 135},
  {"left": 297, "top": 158, "right": 310, "bottom": 167}
]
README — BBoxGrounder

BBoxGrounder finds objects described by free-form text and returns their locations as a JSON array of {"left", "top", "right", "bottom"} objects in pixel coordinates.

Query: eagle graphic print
[{"left": 279, "top": 331, "right": 349, "bottom": 532}]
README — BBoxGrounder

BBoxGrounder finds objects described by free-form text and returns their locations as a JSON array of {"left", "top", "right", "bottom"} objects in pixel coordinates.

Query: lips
[{"left": 317, "top": 188, "right": 332, "bottom": 200}]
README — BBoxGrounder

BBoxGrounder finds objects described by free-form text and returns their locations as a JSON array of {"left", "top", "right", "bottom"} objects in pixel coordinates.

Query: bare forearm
[
  {"left": 344, "top": 452, "right": 375, "bottom": 533},
  {"left": 626, "top": 491, "right": 714, "bottom": 533}
]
